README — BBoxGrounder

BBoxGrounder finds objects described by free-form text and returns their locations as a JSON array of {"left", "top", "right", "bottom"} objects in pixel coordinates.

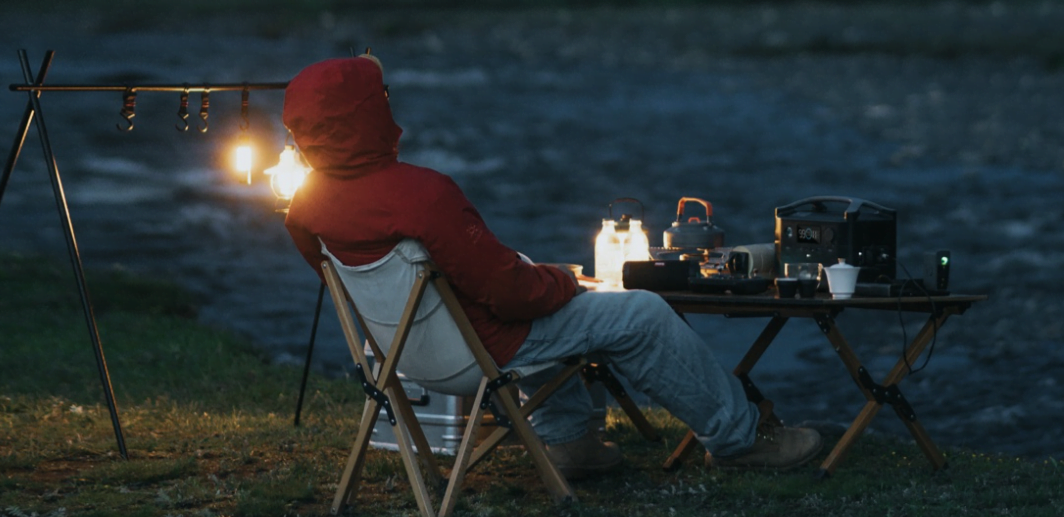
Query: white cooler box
[{"left": 366, "top": 348, "right": 608, "bottom": 455}]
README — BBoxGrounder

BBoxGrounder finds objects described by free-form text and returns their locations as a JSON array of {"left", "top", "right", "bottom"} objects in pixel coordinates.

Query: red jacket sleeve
[{"left": 411, "top": 177, "right": 576, "bottom": 321}]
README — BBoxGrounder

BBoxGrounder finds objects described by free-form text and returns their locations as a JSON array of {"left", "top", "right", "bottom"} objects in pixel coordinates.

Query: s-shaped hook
[
  {"left": 175, "top": 85, "right": 190, "bottom": 132},
  {"left": 197, "top": 87, "right": 210, "bottom": 133},
  {"left": 116, "top": 87, "right": 136, "bottom": 132}
]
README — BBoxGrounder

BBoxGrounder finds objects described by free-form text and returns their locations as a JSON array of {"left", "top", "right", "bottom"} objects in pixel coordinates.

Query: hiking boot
[
  {"left": 705, "top": 425, "right": 823, "bottom": 471},
  {"left": 545, "top": 433, "right": 622, "bottom": 479}
]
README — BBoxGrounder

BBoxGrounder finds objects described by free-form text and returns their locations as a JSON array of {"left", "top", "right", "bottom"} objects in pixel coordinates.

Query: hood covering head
[{"left": 282, "top": 56, "right": 402, "bottom": 176}]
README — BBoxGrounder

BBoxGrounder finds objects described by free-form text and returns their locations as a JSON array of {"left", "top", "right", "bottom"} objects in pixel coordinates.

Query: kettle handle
[
  {"left": 676, "top": 197, "right": 712, "bottom": 222},
  {"left": 608, "top": 197, "right": 645, "bottom": 220}
]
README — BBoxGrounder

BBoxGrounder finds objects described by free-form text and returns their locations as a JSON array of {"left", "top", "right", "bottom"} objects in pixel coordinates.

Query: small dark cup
[
  {"left": 798, "top": 278, "right": 819, "bottom": 299},
  {"left": 775, "top": 277, "right": 798, "bottom": 298}
]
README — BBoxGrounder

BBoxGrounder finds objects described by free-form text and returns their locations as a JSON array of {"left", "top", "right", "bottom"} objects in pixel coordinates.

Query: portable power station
[{"left": 775, "top": 196, "right": 897, "bottom": 283}]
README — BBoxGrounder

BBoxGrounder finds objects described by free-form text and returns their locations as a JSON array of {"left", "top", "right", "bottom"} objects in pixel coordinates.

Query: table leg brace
[{"left": 814, "top": 312, "right": 952, "bottom": 477}]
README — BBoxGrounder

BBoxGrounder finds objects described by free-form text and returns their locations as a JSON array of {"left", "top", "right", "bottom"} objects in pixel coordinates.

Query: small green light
[{"left": 941, "top": 256, "right": 949, "bottom": 266}]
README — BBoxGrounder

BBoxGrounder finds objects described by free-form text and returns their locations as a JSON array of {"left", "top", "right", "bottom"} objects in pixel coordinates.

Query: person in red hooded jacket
[{"left": 283, "top": 54, "right": 822, "bottom": 478}]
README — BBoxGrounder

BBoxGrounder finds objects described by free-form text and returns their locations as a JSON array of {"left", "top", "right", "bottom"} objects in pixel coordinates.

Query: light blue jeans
[{"left": 505, "top": 289, "right": 758, "bottom": 457}]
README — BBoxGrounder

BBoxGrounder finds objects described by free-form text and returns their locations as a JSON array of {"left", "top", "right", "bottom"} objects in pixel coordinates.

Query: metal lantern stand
[{"left": 1, "top": 49, "right": 300, "bottom": 458}]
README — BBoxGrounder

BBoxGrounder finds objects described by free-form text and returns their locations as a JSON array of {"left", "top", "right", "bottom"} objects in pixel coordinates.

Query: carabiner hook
[
  {"left": 116, "top": 87, "right": 136, "bottom": 132},
  {"left": 197, "top": 87, "right": 210, "bottom": 133},
  {"left": 175, "top": 85, "right": 190, "bottom": 132}
]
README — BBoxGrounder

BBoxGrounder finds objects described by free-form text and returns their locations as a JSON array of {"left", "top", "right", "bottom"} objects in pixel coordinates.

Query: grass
[{"left": 1, "top": 251, "right": 1062, "bottom": 516}]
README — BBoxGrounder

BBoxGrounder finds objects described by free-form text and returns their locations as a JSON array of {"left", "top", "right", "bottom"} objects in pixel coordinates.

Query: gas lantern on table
[{"left": 594, "top": 198, "right": 650, "bottom": 290}]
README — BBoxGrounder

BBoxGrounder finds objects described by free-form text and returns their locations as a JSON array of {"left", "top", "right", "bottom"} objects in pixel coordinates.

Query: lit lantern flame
[
  {"left": 235, "top": 136, "right": 253, "bottom": 185},
  {"left": 264, "top": 145, "right": 312, "bottom": 200}
]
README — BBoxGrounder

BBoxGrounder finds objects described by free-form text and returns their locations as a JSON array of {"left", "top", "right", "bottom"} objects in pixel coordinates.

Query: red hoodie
[{"left": 282, "top": 57, "right": 576, "bottom": 366}]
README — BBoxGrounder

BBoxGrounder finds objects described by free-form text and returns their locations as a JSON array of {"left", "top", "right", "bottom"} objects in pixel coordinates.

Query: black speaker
[
  {"left": 923, "top": 250, "right": 950, "bottom": 291},
  {"left": 622, "top": 260, "right": 698, "bottom": 291}
]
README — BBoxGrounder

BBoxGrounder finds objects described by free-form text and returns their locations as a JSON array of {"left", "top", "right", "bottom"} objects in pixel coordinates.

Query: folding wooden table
[{"left": 655, "top": 290, "right": 987, "bottom": 478}]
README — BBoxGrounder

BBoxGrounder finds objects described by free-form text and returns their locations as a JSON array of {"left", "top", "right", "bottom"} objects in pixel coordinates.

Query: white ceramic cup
[{"left": 824, "top": 259, "right": 860, "bottom": 299}]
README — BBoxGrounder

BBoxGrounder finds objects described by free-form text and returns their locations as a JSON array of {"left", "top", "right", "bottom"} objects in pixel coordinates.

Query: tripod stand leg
[
  {"left": 294, "top": 282, "right": 325, "bottom": 426},
  {"left": 1, "top": 51, "right": 52, "bottom": 208},
  {"left": 17, "top": 49, "right": 127, "bottom": 459}
]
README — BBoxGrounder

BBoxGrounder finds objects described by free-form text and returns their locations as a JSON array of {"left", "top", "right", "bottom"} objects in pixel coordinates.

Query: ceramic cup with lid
[{"left": 824, "top": 259, "right": 860, "bottom": 299}]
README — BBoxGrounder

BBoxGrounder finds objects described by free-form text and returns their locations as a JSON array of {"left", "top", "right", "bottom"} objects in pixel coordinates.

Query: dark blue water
[{"left": 2, "top": 11, "right": 1062, "bottom": 459}]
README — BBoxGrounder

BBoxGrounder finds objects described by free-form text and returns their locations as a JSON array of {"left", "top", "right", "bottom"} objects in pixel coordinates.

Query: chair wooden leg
[
  {"left": 331, "top": 398, "right": 381, "bottom": 514},
  {"left": 662, "top": 430, "right": 700, "bottom": 471},
  {"left": 439, "top": 377, "right": 491, "bottom": 517},
  {"left": 465, "top": 361, "right": 585, "bottom": 469},
  {"left": 496, "top": 385, "right": 575, "bottom": 504},
  {"left": 465, "top": 423, "right": 510, "bottom": 471},
  {"left": 388, "top": 386, "right": 437, "bottom": 517},
  {"left": 388, "top": 378, "right": 444, "bottom": 489}
]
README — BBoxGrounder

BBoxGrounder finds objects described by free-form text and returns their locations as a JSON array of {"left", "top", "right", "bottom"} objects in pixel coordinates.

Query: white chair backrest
[{"left": 321, "top": 239, "right": 483, "bottom": 395}]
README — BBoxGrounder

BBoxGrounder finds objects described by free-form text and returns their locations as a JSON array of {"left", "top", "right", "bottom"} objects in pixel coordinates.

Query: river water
[{"left": 2, "top": 6, "right": 1062, "bottom": 460}]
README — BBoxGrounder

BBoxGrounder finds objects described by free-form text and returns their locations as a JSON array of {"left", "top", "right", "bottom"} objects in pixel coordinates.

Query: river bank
[{"left": 2, "top": 3, "right": 1062, "bottom": 459}]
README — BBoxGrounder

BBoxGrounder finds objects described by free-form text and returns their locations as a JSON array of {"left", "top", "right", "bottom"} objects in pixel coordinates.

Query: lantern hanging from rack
[
  {"left": 263, "top": 144, "right": 312, "bottom": 201},
  {"left": 233, "top": 85, "right": 253, "bottom": 184},
  {"left": 234, "top": 134, "right": 253, "bottom": 185}
]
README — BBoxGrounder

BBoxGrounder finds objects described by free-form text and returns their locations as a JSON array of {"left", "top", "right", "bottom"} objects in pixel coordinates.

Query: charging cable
[{"left": 894, "top": 259, "right": 938, "bottom": 375}]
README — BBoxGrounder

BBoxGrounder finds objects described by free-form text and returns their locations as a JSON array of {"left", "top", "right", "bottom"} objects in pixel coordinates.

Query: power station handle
[
  {"left": 774, "top": 196, "right": 895, "bottom": 218},
  {"left": 676, "top": 197, "right": 713, "bottom": 222}
]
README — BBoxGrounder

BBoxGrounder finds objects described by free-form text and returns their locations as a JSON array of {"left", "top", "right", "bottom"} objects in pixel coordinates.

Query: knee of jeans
[{"left": 625, "top": 290, "right": 677, "bottom": 326}]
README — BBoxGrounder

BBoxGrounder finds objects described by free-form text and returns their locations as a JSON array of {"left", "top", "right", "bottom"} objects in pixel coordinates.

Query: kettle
[{"left": 663, "top": 197, "right": 725, "bottom": 250}]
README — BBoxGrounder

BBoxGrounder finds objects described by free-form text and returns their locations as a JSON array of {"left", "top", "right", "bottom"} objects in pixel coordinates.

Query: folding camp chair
[{"left": 321, "top": 240, "right": 592, "bottom": 517}]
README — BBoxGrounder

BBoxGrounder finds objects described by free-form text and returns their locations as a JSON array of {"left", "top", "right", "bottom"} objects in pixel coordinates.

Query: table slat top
[{"left": 657, "top": 291, "right": 987, "bottom": 314}]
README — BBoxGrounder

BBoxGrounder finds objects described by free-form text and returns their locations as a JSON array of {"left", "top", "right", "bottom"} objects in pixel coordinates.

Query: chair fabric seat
[{"left": 322, "top": 239, "right": 550, "bottom": 396}]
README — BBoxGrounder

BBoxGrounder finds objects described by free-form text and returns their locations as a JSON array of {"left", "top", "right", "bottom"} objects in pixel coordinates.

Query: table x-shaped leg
[
  {"left": 663, "top": 315, "right": 789, "bottom": 470},
  {"left": 813, "top": 309, "right": 955, "bottom": 478}
]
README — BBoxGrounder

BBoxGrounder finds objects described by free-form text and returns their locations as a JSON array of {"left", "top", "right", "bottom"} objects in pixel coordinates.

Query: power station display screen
[{"left": 796, "top": 225, "right": 820, "bottom": 244}]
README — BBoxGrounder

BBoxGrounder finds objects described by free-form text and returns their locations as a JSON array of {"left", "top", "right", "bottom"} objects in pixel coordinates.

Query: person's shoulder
[
  {"left": 395, "top": 161, "right": 454, "bottom": 181},
  {"left": 394, "top": 162, "right": 463, "bottom": 193}
]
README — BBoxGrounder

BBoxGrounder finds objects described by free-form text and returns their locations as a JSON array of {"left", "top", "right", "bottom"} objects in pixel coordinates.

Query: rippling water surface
[{"left": 3, "top": 9, "right": 1062, "bottom": 459}]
